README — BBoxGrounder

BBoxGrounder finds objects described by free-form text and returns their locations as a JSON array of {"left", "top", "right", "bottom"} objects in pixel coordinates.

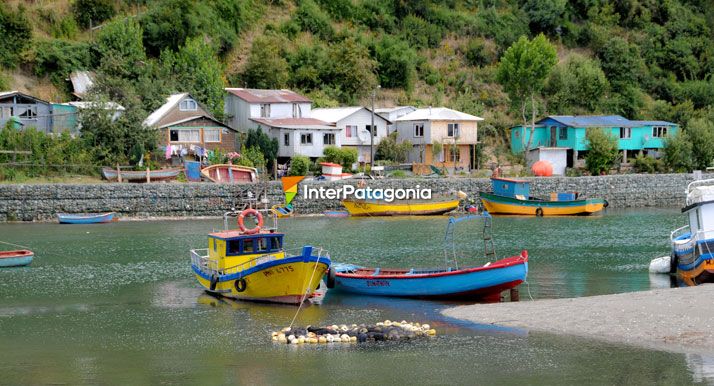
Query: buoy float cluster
[{"left": 271, "top": 320, "right": 437, "bottom": 344}]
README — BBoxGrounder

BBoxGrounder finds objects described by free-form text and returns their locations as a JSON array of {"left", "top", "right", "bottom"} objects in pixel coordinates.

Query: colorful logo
[{"left": 281, "top": 176, "right": 305, "bottom": 205}]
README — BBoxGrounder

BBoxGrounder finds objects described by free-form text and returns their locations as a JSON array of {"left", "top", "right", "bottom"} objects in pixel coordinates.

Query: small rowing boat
[
  {"left": 324, "top": 210, "right": 349, "bottom": 218},
  {"left": 0, "top": 250, "right": 34, "bottom": 267},
  {"left": 58, "top": 212, "right": 116, "bottom": 224},
  {"left": 341, "top": 195, "right": 461, "bottom": 217},
  {"left": 201, "top": 164, "right": 258, "bottom": 183},
  {"left": 327, "top": 213, "right": 528, "bottom": 301},
  {"left": 102, "top": 167, "right": 182, "bottom": 182}
]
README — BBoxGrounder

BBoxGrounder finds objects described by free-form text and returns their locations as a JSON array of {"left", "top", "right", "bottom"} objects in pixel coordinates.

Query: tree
[
  {"left": 294, "top": 0, "right": 334, "bottom": 40},
  {"left": 374, "top": 36, "right": 418, "bottom": 91},
  {"left": 687, "top": 119, "right": 714, "bottom": 170},
  {"left": 663, "top": 130, "right": 693, "bottom": 173},
  {"left": 96, "top": 19, "right": 146, "bottom": 78},
  {"left": 523, "top": 0, "right": 566, "bottom": 34},
  {"left": 497, "top": 34, "right": 557, "bottom": 151},
  {"left": 584, "top": 128, "right": 620, "bottom": 175},
  {"left": 546, "top": 54, "right": 609, "bottom": 113},
  {"left": 160, "top": 37, "right": 225, "bottom": 117},
  {"left": 244, "top": 128, "right": 279, "bottom": 169},
  {"left": 596, "top": 37, "right": 645, "bottom": 87},
  {"left": 288, "top": 155, "right": 310, "bottom": 176},
  {"left": 0, "top": 5, "right": 32, "bottom": 68},
  {"left": 72, "top": 0, "right": 116, "bottom": 29},
  {"left": 321, "top": 146, "right": 358, "bottom": 169},
  {"left": 376, "top": 132, "right": 411, "bottom": 163},
  {"left": 326, "top": 37, "right": 378, "bottom": 103},
  {"left": 242, "top": 35, "right": 290, "bottom": 89}
]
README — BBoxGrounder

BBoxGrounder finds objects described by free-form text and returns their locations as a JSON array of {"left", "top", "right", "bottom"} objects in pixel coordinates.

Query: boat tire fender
[
  {"left": 238, "top": 209, "right": 263, "bottom": 234},
  {"left": 326, "top": 268, "right": 336, "bottom": 289},
  {"left": 535, "top": 207, "right": 544, "bottom": 217},
  {"left": 235, "top": 278, "right": 247, "bottom": 292},
  {"left": 209, "top": 274, "right": 219, "bottom": 291},
  {"left": 603, "top": 200, "right": 609, "bottom": 208}
]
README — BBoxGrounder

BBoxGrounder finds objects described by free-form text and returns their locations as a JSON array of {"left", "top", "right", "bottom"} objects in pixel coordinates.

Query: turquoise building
[{"left": 510, "top": 115, "right": 678, "bottom": 166}]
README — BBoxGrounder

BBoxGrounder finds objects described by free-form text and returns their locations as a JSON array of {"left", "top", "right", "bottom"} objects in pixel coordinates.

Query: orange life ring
[{"left": 238, "top": 209, "right": 263, "bottom": 234}]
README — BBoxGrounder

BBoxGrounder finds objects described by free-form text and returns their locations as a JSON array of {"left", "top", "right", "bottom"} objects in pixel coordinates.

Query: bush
[
  {"left": 33, "top": 40, "right": 93, "bottom": 85},
  {"left": 374, "top": 36, "right": 418, "bottom": 91},
  {"left": 321, "top": 146, "right": 357, "bottom": 169},
  {"left": 96, "top": 19, "right": 146, "bottom": 78},
  {"left": 631, "top": 154, "right": 664, "bottom": 174},
  {"left": 244, "top": 128, "right": 278, "bottom": 168},
  {"left": 663, "top": 131, "right": 693, "bottom": 172},
  {"left": 463, "top": 38, "right": 496, "bottom": 67},
  {"left": 242, "top": 35, "right": 289, "bottom": 89},
  {"left": 584, "top": 128, "right": 620, "bottom": 175},
  {"left": 400, "top": 15, "right": 443, "bottom": 49},
  {"left": 288, "top": 155, "right": 310, "bottom": 176},
  {"left": 546, "top": 54, "right": 609, "bottom": 113},
  {"left": 0, "top": 6, "right": 32, "bottom": 68},
  {"left": 376, "top": 132, "right": 411, "bottom": 163},
  {"left": 687, "top": 118, "right": 714, "bottom": 170},
  {"left": 294, "top": 0, "right": 334, "bottom": 40},
  {"left": 72, "top": 0, "right": 116, "bottom": 29}
]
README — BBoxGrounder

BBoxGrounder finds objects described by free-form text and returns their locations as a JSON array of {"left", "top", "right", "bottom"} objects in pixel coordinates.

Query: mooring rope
[
  {"left": 524, "top": 280, "right": 534, "bottom": 301},
  {"left": 288, "top": 250, "right": 323, "bottom": 329},
  {"left": 0, "top": 240, "right": 31, "bottom": 250}
]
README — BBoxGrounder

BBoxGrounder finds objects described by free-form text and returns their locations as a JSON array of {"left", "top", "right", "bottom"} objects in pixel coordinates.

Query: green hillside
[{"left": 2, "top": 0, "right": 714, "bottom": 165}]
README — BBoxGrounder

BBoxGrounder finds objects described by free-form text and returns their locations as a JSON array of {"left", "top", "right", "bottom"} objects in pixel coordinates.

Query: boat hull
[
  {"left": 342, "top": 198, "right": 459, "bottom": 217},
  {"left": 201, "top": 164, "right": 258, "bottom": 183},
  {"left": 0, "top": 250, "right": 33, "bottom": 267},
  {"left": 58, "top": 212, "right": 115, "bottom": 224},
  {"left": 332, "top": 254, "right": 528, "bottom": 300},
  {"left": 102, "top": 167, "right": 181, "bottom": 182},
  {"left": 479, "top": 192, "right": 605, "bottom": 216},
  {"left": 192, "top": 255, "right": 330, "bottom": 304}
]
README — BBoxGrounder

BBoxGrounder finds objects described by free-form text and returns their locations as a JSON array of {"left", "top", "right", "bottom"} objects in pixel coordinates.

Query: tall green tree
[
  {"left": 497, "top": 34, "right": 557, "bottom": 151},
  {"left": 72, "top": 0, "right": 116, "bottom": 29},
  {"left": 160, "top": 37, "right": 225, "bottom": 118},
  {"left": 584, "top": 128, "right": 620, "bottom": 175},
  {"left": 663, "top": 130, "right": 693, "bottom": 173},
  {"left": 546, "top": 54, "right": 609, "bottom": 113},
  {"left": 242, "top": 35, "right": 290, "bottom": 89},
  {"left": 0, "top": 5, "right": 32, "bottom": 68},
  {"left": 687, "top": 118, "right": 714, "bottom": 170},
  {"left": 95, "top": 19, "right": 147, "bottom": 78},
  {"left": 244, "top": 128, "right": 279, "bottom": 170}
]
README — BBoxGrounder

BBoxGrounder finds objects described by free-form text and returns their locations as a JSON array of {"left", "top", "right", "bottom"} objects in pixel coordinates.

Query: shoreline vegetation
[{"left": 443, "top": 285, "right": 714, "bottom": 355}]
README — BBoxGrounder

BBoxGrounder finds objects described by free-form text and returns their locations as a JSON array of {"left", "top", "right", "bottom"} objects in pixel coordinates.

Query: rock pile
[{"left": 271, "top": 320, "right": 437, "bottom": 344}]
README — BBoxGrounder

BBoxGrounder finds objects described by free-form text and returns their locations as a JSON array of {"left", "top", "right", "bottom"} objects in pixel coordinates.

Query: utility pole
[{"left": 370, "top": 85, "right": 380, "bottom": 172}]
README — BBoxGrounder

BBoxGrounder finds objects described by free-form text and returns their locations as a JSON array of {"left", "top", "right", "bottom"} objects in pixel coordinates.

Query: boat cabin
[
  {"left": 491, "top": 178, "right": 530, "bottom": 199},
  {"left": 683, "top": 184, "right": 714, "bottom": 243},
  {"left": 207, "top": 230, "right": 286, "bottom": 272}
]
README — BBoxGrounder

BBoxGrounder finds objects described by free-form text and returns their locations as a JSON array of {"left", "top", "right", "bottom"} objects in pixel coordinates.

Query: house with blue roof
[{"left": 510, "top": 115, "right": 679, "bottom": 167}]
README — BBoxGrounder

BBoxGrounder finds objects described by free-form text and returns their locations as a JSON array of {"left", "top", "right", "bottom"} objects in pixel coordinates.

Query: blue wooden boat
[
  {"left": 0, "top": 250, "right": 33, "bottom": 267},
  {"left": 58, "top": 212, "right": 116, "bottom": 224},
  {"left": 323, "top": 210, "right": 349, "bottom": 218},
  {"left": 327, "top": 214, "right": 528, "bottom": 300}
]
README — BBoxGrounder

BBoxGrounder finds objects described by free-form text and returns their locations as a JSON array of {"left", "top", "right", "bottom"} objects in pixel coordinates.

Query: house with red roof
[{"left": 224, "top": 88, "right": 340, "bottom": 160}]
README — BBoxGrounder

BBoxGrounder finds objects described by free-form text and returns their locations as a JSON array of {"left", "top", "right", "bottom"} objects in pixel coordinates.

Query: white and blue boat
[
  {"left": 0, "top": 250, "right": 33, "bottom": 267},
  {"left": 667, "top": 179, "right": 714, "bottom": 286},
  {"left": 327, "top": 213, "right": 528, "bottom": 301},
  {"left": 58, "top": 212, "right": 116, "bottom": 224}
]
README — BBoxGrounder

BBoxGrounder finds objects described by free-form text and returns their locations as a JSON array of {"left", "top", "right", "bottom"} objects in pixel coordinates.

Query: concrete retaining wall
[{"left": 0, "top": 173, "right": 709, "bottom": 222}]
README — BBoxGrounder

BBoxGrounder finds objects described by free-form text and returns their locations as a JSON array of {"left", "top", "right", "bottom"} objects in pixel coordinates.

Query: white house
[
  {"left": 375, "top": 106, "right": 415, "bottom": 132},
  {"left": 224, "top": 88, "right": 339, "bottom": 160},
  {"left": 394, "top": 107, "right": 484, "bottom": 171},
  {"left": 309, "top": 106, "right": 390, "bottom": 163}
]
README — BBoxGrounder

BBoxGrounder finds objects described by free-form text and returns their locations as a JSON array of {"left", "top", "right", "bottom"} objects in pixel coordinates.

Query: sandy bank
[{"left": 443, "top": 284, "right": 714, "bottom": 354}]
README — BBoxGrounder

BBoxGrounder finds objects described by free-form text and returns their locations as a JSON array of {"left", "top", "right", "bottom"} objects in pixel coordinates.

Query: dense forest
[{"left": 1, "top": 0, "right": 714, "bottom": 168}]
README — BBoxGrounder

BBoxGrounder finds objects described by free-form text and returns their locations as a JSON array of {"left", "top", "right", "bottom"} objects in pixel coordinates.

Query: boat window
[
  {"left": 256, "top": 237, "right": 268, "bottom": 252},
  {"left": 243, "top": 239, "right": 254, "bottom": 253},
  {"left": 227, "top": 240, "right": 241, "bottom": 255},
  {"left": 271, "top": 237, "right": 282, "bottom": 251}
]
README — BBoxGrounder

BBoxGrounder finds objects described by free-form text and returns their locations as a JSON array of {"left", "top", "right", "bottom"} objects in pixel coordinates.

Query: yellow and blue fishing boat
[
  {"left": 190, "top": 208, "right": 330, "bottom": 304},
  {"left": 479, "top": 177, "right": 606, "bottom": 216},
  {"left": 341, "top": 197, "right": 460, "bottom": 216},
  {"left": 668, "top": 179, "right": 714, "bottom": 286}
]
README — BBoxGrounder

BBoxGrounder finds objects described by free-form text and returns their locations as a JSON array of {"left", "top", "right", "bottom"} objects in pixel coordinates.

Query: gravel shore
[{"left": 443, "top": 284, "right": 714, "bottom": 354}]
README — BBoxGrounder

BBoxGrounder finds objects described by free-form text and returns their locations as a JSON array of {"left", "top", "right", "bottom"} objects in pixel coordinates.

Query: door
[{"left": 550, "top": 126, "right": 557, "bottom": 147}]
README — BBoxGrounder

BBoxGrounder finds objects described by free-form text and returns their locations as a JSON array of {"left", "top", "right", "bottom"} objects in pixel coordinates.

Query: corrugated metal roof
[
  {"left": 374, "top": 106, "right": 415, "bottom": 114},
  {"left": 63, "top": 101, "right": 125, "bottom": 110},
  {"left": 0, "top": 90, "right": 50, "bottom": 104},
  {"left": 394, "top": 107, "right": 484, "bottom": 122},
  {"left": 251, "top": 117, "right": 338, "bottom": 130},
  {"left": 541, "top": 115, "right": 677, "bottom": 128},
  {"left": 158, "top": 115, "right": 235, "bottom": 130},
  {"left": 143, "top": 93, "right": 189, "bottom": 127},
  {"left": 69, "top": 71, "right": 95, "bottom": 99},
  {"left": 310, "top": 106, "right": 390, "bottom": 124},
  {"left": 225, "top": 88, "right": 311, "bottom": 103}
]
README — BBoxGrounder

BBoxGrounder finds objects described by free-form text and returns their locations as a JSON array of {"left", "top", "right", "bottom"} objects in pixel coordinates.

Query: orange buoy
[
  {"left": 238, "top": 209, "right": 263, "bottom": 234},
  {"left": 531, "top": 160, "right": 553, "bottom": 177}
]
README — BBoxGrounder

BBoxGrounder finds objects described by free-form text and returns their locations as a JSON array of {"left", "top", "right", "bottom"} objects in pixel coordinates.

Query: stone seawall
[{"left": 0, "top": 173, "right": 710, "bottom": 222}]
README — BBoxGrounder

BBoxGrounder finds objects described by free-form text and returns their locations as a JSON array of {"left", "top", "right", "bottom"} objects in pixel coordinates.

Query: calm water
[{"left": 1, "top": 209, "right": 713, "bottom": 385}]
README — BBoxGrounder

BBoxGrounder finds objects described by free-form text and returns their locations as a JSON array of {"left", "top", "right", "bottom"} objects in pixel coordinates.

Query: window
[
  {"left": 620, "top": 127, "right": 631, "bottom": 139},
  {"left": 447, "top": 123, "right": 460, "bottom": 137},
  {"left": 242, "top": 240, "right": 254, "bottom": 253},
  {"left": 559, "top": 127, "right": 568, "bottom": 140},
  {"left": 0, "top": 107, "right": 12, "bottom": 118},
  {"left": 17, "top": 106, "right": 37, "bottom": 119},
  {"left": 203, "top": 128, "right": 220, "bottom": 143},
  {"left": 256, "top": 238, "right": 268, "bottom": 252},
  {"left": 653, "top": 126, "right": 667, "bottom": 138},
  {"left": 414, "top": 123, "right": 424, "bottom": 137},
  {"left": 169, "top": 129, "right": 200, "bottom": 142},
  {"left": 300, "top": 133, "right": 312, "bottom": 145},
  {"left": 260, "top": 104, "right": 271, "bottom": 118},
  {"left": 445, "top": 145, "right": 461, "bottom": 162},
  {"left": 514, "top": 130, "right": 520, "bottom": 138},
  {"left": 345, "top": 125, "right": 357, "bottom": 138},
  {"left": 179, "top": 99, "right": 197, "bottom": 111},
  {"left": 270, "top": 237, "right": 282, "bottom": 251},
  {"left": 324, "top": 133, "right": 335, "bottom": 145},
  {"left": 366, "top": 125, "right": 378, "bottom": 137},
  {"left": 284, "top": 133, "right": 290, "bottom": 146},
  {"left": 292, "top": 103, "right": 301, "bottom": 118}
]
